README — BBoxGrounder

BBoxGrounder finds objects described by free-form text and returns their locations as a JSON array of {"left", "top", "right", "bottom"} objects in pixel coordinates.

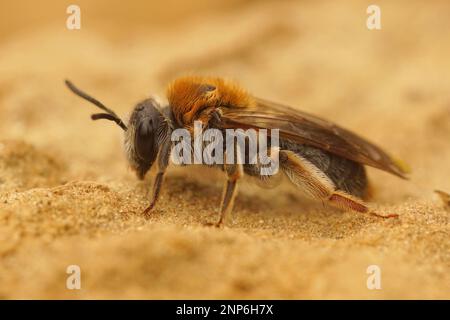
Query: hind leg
[{"left": 280, "top": 150, "right": 398, "bottom": 218}]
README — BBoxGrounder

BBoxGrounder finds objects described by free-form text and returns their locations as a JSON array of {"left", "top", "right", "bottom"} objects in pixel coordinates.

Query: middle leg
[{"left": 207, "top": 162, "right": 243, "bottom": 227}]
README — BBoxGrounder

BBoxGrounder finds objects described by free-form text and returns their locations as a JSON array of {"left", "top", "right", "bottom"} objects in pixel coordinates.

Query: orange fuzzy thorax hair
[{"left": 166, "top": 76, "right": 254, "bottom": 127}]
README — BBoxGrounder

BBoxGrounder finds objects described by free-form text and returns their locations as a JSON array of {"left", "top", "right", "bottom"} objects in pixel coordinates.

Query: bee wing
[{"left": 219, "top": 97, "right": 409, "bottom": 179}]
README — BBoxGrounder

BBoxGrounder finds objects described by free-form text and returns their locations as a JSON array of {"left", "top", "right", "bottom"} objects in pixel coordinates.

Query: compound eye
[
  {"left": 135, "top": 119, "right": 157, "bottom": 162},
  {"left": 138, "top": 119, "right": 152, "bottom": 136}
]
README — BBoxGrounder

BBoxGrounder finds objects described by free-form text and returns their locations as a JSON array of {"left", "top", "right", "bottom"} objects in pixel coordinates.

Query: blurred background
[
  {"left": 0, "top": 0, "right": 449, "bottom": 299},
  {"left": 0, "top": 0, "right": 449, "bottom": 185}
]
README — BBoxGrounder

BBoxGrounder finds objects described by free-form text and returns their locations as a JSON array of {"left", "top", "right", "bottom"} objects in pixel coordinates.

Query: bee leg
[
  {"left": 280, "top": 150, "right": 398, "bottom": 219},
  {"left": 142, "top": 141, "right": 171, "bottom": 219},
  {"left": 142, "top": 172, "right": 164, "bottom": 218},
  {"left": 205, "top": 162, "right": 243, "bottom": 228},
  {"left": 328, "top": 190, "right": 398, "bottom": 219}
]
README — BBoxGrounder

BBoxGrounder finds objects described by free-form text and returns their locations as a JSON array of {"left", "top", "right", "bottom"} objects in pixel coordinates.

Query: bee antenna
[{"left": 65, "top": 79, "right": 128, "bottom": 131}]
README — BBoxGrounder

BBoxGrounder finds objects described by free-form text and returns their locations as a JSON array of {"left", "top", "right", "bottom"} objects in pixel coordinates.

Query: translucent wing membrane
[{"left": 220, "top": 97, "right": 409, "bottom": 179}]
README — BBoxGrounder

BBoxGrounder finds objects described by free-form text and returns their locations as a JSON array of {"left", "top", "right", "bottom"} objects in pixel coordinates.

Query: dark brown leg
[
  {"left": 142, "top": 140, "right": 171, "bottom": 218},
  {"left": 214, "top": 178, "right": 238, "bottom": 227},
  {"left": 205, "top": 160, "right": 243, "bottom": 227},
  {"left": 143, "top": 172, "right": 164, "bottom": 218}
]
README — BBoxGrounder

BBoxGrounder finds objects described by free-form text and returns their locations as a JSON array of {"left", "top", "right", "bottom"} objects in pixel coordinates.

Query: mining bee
[{"left": 65, "top": 76, "right": 409, "bottom": 227}]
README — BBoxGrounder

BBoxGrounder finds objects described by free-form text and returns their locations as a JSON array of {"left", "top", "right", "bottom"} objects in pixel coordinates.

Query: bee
[{"left": 65, "top": 76, "right": 409, "bottom": 227}]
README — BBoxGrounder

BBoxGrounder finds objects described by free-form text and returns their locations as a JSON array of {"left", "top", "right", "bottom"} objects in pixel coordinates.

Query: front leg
[
  {"left": 143, "top": 171, "right": 165, "bottom": 218},
  {"left": 142, "top": 139, "right": 171, "bottom": 219}
]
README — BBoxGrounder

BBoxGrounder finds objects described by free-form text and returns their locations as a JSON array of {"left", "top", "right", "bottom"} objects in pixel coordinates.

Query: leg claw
[{"left": 142, "top": 205, "right": 155, "bottom": 220}]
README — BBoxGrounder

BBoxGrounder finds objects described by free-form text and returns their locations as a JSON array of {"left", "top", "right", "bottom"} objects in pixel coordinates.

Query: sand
[{"left": 0, "top": 0, "right": 449, "bottom": 299}]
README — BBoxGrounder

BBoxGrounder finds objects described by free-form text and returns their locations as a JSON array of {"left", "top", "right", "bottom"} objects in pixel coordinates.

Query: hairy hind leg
[
  {"left": 328, "top": 191, "right": 398, "bottom": 218},
  {"left": 280, "top": 150, "right": 398, "bottom": 219}
]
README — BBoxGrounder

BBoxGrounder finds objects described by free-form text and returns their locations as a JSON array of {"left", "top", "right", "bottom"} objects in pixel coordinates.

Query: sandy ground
[{"left": 0, "top": 0, "right": 449, "bottom": 299}]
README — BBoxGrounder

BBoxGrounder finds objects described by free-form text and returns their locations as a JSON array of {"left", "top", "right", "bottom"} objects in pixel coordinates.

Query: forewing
[{"left": 219, "top": 97, "right": 408, "bottom": 178}]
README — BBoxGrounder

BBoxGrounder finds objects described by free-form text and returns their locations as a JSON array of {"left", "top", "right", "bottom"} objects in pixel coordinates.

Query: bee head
[
  {"left": 125, "top": 98, "right": 169, "bottom": 179},
  {"left": 65, "top": 80, "right": 170, "bottom": 179}
]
